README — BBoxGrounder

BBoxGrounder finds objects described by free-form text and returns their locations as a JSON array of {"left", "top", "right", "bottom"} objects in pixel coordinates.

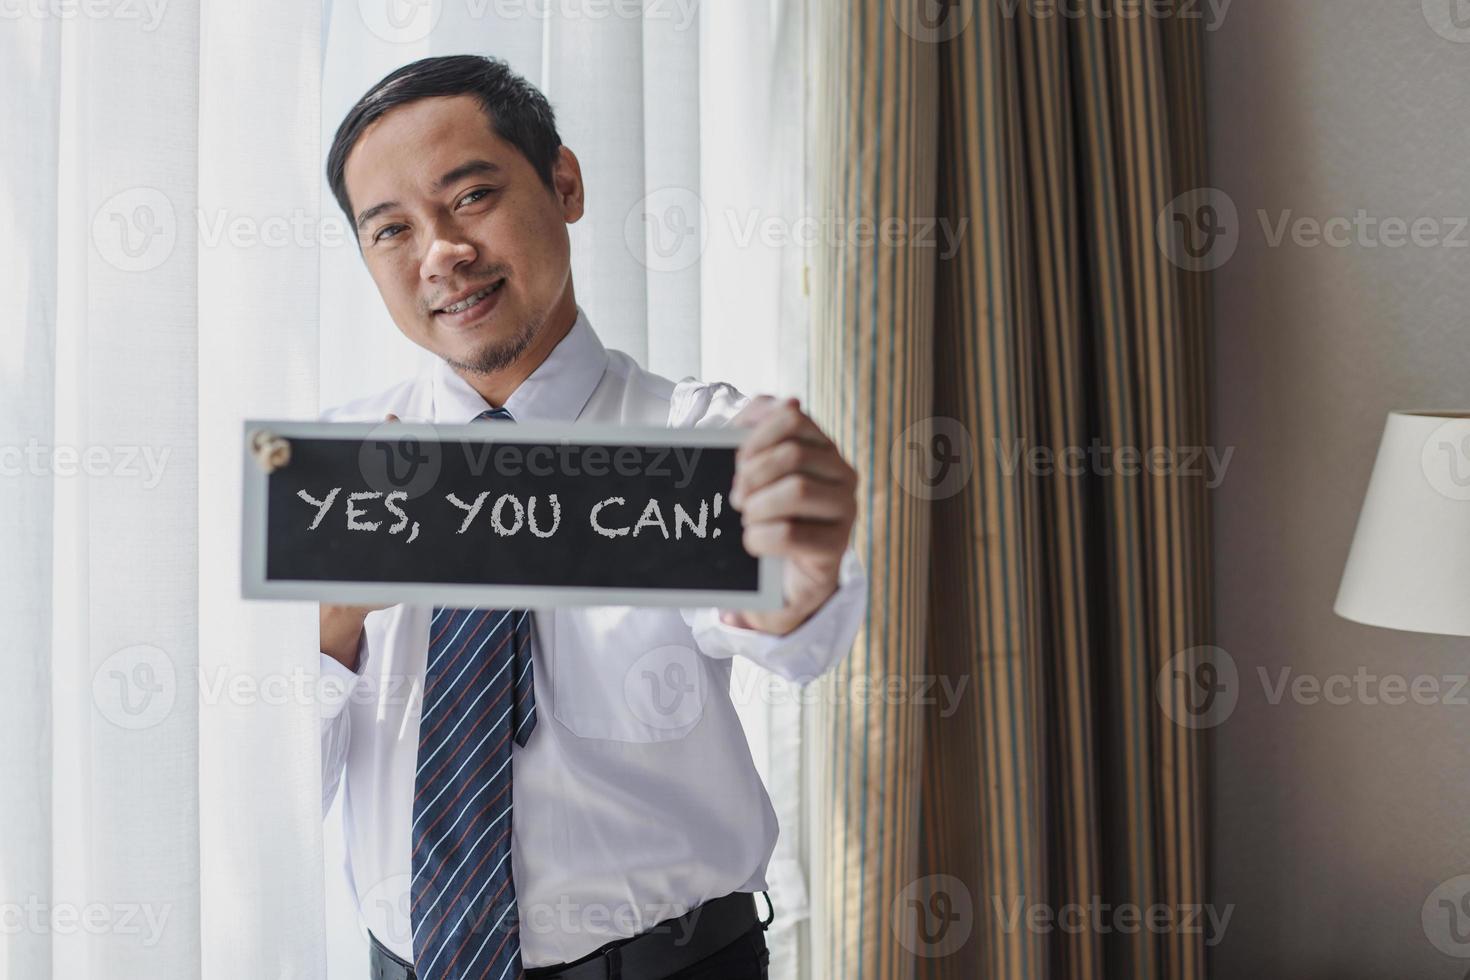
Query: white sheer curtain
[
  {"left": 3, "top": 1, "right": 325, "bottom": 979},
  {"left": 3, "top": 2, "right": 813, "bottom": 978}
]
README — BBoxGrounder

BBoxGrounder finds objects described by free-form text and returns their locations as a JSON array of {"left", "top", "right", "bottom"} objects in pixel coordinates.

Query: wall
[{"left": 1207, "top": 1, "right": 1470, "bottom": 977}]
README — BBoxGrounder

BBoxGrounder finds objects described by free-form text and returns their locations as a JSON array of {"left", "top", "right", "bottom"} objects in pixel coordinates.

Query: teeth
[{"left": 441, "top": 281, "right": 500, "bottom": 314}]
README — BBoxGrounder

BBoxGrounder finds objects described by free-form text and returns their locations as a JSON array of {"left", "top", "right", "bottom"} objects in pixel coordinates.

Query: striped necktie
[{"left": 410, "top": 405, "right": 537, "bottom": 980}]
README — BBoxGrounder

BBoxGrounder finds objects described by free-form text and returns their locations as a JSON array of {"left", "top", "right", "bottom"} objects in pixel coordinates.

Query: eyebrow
[{"left": 354, "top": 159, "right": 504, "bottom": 232}]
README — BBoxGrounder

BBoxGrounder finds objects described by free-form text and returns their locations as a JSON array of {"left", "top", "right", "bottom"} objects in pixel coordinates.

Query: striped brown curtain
[{"left": 808, "top": 2, "right": 1211, "bottom": 979}]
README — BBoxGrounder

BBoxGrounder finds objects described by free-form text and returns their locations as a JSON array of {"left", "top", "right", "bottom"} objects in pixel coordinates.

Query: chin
[{"left": 441, "top": 316, "right": 538, "bottom": 375}]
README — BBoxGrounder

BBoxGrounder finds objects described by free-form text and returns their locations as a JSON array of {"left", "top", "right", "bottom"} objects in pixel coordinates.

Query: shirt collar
[{"left": 431, "top": 305, "right": 608, "bottom": 424}]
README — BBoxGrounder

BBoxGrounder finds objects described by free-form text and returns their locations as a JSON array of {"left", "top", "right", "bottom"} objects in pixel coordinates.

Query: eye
[
  {"left": 372, "top": 223, "right": 407, "bottom": 243},
  {"left": 456, "top": 187, "right": 497, "bottom": 208}
]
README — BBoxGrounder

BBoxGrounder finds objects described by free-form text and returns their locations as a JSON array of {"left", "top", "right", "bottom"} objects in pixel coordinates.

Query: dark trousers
[
  {"left": 371, "top": 904, "right": 771, "bottom": 980},
  {"left": 626, "top": 923, "right": 768, "bottom": 980}
]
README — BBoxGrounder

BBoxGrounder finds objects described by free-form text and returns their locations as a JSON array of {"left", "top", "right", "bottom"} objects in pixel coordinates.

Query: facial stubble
[{"left": 442, "top": 305, "right": 543, "bottom": 376}]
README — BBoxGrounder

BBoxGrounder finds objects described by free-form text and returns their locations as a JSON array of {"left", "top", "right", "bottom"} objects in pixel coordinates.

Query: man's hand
[
  {"left": 722, "top": 396, "right": 859, "bottom": 635},
  {"left": 321, "top": 604, "right": 380, "bottom": 672},
  {"left": 320, "top": 413, "right": 402, "bottom": 671}
]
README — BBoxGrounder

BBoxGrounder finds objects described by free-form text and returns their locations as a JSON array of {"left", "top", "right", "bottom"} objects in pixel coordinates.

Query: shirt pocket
[{"left": 549, "top": 606, "right": 712, "bottom": 743}]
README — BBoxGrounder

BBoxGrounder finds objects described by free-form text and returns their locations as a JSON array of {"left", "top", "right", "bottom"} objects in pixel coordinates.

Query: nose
[{"left": 420, "top": 230, "right": 477, "bottom": 284}]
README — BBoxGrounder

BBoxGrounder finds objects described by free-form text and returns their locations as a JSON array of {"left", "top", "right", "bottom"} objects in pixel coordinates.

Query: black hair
[{"left": 326, "top": 54, "right": 562, "bottom": 226}]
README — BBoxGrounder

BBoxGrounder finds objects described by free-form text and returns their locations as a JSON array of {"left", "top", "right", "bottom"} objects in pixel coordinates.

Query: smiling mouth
[{"left": 434, "top": 278, "right": 505, "bottom": 317}]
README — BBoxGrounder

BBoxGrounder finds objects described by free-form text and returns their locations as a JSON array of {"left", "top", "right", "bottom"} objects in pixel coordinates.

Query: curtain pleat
[
  {"left": 0, "top": 16, "right": 63, "bottom": 978},
  {"left": 812, "top": 2, "right": 1212, "bottom": 978},
  {"left": 198, "top": 2, "right": 328, "bottom": 977},
  {"left": 808, "top": 1, "right": 938, "bottom": 977},
  {"left": 38, "top": 7, "right": 204, "bottom": 978}
]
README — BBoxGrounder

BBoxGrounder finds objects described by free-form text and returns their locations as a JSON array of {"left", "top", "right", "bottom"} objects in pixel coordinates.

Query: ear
[{"left": 552, "top": 145, "right": 585, "bottom": 223}]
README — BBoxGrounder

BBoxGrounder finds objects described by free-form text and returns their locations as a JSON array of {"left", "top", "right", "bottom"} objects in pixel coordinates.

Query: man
[{"left": 319, "top": 54, "right": 867, "bottom": 980}]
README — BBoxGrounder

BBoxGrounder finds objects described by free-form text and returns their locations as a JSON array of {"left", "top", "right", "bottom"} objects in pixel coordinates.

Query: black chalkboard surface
[{"left": 241, "top": 419, "right": 781, "bottom": 609}]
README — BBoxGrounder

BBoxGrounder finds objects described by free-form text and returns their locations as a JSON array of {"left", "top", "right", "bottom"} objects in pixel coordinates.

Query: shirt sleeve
[
  {"left": 669, "top": 378, "right": 869, "bottom": 683},
  {"left": 680, "top": 548, "right": 867, "bottom": 683},
  {"left": 319, "top": 630, "right": 369, "bottom": 817}
]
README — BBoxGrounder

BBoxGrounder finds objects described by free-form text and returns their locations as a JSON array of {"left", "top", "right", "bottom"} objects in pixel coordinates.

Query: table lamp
[{"left": 1335, "top": 411, "right": 1470, "bottom": 636}]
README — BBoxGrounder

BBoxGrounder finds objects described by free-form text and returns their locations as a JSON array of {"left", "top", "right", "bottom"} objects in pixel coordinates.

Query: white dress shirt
[{"left": 319, "top": 306, "right": 867, "bottom": 968}]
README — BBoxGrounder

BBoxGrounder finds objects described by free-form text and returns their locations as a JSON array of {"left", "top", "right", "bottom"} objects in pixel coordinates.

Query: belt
[{"left": 369, "top": 891, "right": 773, "bottom": 980}]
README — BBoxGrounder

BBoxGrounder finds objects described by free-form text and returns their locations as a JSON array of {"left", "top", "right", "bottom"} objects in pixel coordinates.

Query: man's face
[{"left": 343, "top": 94, "right": 583, "bottom": 374}]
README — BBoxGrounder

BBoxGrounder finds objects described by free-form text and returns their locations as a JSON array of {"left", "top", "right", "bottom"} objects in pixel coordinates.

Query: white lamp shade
[{"left": 1335, "top": 411, "right": 1470, "bottom": 637}]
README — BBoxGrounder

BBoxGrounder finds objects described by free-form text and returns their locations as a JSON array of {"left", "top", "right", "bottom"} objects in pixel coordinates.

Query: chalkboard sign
[{"left": 240, "top": 419, "right": 781, "bottom": 609}]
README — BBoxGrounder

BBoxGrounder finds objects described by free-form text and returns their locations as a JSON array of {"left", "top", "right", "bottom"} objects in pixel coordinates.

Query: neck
[{"left": 456, "top": 288, "right": 578, "bottom": 407}]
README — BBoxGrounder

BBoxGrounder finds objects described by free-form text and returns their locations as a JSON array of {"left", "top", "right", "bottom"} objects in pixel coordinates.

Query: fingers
[
  {"left": 731, "top": 439, "right": 854, "bottom": 509},
  {"left": 728, "top": 394, "right": 784, "bottom": 429},
  {"left": 730, "top": 402, "right": 857, "bottom": 524},
  {"left": 385, "top": 413, "right": 399, "bottom": 422},
  {"left": 718, "top": 609, "right": 754, "bottom": 629},
  {"left": 741, "top": 518, "right": 852, "bottom": 559},
  {"left": 735, "top": 398, "right": 832, "bottom": 462},
  {"left": 735, "top": 472, "right": 855, "bottom": 524}
]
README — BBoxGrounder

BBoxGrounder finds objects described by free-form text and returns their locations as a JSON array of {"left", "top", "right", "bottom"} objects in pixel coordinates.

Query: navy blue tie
[{"left": 410, "top": 405, "right": 537, "bottom": 980}]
